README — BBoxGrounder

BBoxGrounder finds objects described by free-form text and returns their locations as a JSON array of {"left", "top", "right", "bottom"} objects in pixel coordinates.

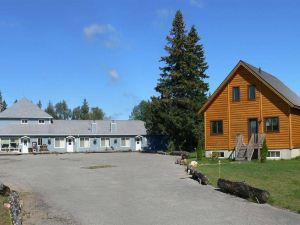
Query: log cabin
[{"left": 199, "top": 60, "right": 300, "bottom": 160}]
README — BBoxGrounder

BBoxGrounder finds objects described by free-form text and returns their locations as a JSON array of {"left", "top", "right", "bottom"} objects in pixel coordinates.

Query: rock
[
  {"left": 9, "top": 191, "right": 22, "bottom": 225},
  {"left": 0, "top": 182, "right": 11, "bottom": 196}
]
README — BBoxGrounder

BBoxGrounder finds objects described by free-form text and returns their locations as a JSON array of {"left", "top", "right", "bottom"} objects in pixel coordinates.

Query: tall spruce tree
[
  {"left": 80, "top": 99, "right": 90, "bottom": 120},
  {"left": 45, "top": 101, "right": 57, "bottom": 119},
  {"left": 37, "top": 100, "right": 42, "bottom": 109},
  {"left": 149, "top": 10, "right": 209, "bottom": 151}
]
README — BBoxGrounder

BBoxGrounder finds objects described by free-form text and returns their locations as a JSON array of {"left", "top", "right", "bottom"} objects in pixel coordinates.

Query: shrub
[
  {"left": 260, "top": 139, "right": 268, "bottom": 163},
  {"left": 212, "top": 152, "right": 220, "bottom": 160},
  {"left": 168, "top": 141, "right": 176, "bottom": 154},
  {"left": 196, "top": 144, "right": 204, "bottom": 161}
]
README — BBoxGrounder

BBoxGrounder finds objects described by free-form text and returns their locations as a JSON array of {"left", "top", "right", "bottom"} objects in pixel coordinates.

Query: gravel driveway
[{"left": 0, "top": 153, "right": 299, "bottom": 225}]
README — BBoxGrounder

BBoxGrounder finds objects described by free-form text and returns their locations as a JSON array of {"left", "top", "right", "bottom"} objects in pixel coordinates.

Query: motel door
[
  {"left": 67, "top": 137, "right": 74, "bottom": 153},
  {"left": 248, "top": 118, "right": 258, "bottom": 143}
]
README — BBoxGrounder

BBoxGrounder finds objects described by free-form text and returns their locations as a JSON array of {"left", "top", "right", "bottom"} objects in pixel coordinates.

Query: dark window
[
  {"left": 265, "top": 117, "right": 279, "bottom": 132},
  {"left": 248, "top": 85, "right": 256, "bottom": 100},
  {"left": 48, "top": 138, "right": 51, "bottom": 145},
  {"left": 219, "top": 152, "right": 225, "bottom": 158},
  {"left": 211, "top": 120, "right": 223, "bottom": 135},
  {"left": 38, "top": 138, "right": 42, "bottom": 146},
  {"left": 93, "top": 139, "right": 97, "bottom": 145},
  {"left": 233, "top": 87, "right": 240, "bottom": 101}
]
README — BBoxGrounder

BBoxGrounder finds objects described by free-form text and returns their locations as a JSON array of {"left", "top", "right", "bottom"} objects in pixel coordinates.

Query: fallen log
[
  {"left": 186, "top": 166, "right": 209, "bottom": 185},
  {"left": 0, "top": 182, "right": 11, "bottom": 196},
  {"left": 217, "top": 179, "right": 270, "bottom": 204},
  {"left": 171, "top": 151, "right": 190, "bottom": 158}
]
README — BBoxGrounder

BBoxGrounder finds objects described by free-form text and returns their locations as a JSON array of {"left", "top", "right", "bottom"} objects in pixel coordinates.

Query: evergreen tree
[
  {"left": 72, "top": 106, "right": 81, "bottom": 120},
  {"left": 14, "top": 99, "right": 18, "bottom": 103},
  {"left": 0, "top": 91, "right": 4, "bottom": 112},
  {"left": 89, "top": 107, "right": 104, "bottom": 120},
  {"left": 45, "top": 101, "right": 57, "bottom": 119},
  {"left": 37, "top": 100, "right": 42, "bottom": 109},
  {"left": 55, "top": 100, "right": 71, "bottom": 120},
  {"left": 260, "top": 139, "right": 268, "bottom": 163},
  {"left": 129, "top": 100, "right": 151, "bottom": 121},
  {"left": 2, "top": 100, "right": 7, "bottom": 111},
  {"left": 80, "top": 99, "right": 90, "bottom": 120},
  {"left": 148, "top": 10, "right": 209, "bottom": 151}
]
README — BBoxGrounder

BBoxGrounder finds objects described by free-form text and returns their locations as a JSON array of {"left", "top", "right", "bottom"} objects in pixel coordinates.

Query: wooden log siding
[
  {"left": 204, "top": 66, "right": 292, "bottom": 151},
  {"left": 291, "top": 108, "right": 300, "bottom": 148}
]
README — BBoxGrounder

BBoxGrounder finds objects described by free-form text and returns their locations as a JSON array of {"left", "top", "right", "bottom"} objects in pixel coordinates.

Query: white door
[
  {"left": 67, "top": 138, "right": 74, "bottom": 152},
  {"left": 22, "top": 139, "right": 29, "bottom": 153},
  {"left": 135, "top": 138, "right": 142, "bottom": 151}
]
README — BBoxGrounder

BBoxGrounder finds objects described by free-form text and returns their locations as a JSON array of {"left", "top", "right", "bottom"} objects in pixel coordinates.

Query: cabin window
[
  {"left": 265, "top": 117, "right": 279, "bottom": 133},
  {"left": 267, "top": 151, "right": 280, "bottom": 158},
  {"left": 248, "top": 85, "right": 256, "bottom": 100},
  {"left": 121, "top": 137, "right": 130, "bottom": 147},
  {"left": 79, "top": 138, "right": 90, "bottom": 148},
  {"left": 38, "top": 119, "right": 45, "bottom": 124},
  {"left": 211, "top": 120, "right": 223, "bottom": 135},
  {"left": 54, "top": 137, "right": 65, "bottom": 148},
  {"left": 21, "top": 119, "right": 28, "bottom": 124},
  {"left": 101, "top": 138, "right": 110, "bottom": 147},
  {"left": 233, "top": 87, "right": 240, "bottom": 102}
]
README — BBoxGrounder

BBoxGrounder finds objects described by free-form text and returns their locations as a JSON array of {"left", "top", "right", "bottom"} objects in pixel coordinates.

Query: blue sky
[{"left": 1, "top": 0, "right": 300, "bottom": 119}]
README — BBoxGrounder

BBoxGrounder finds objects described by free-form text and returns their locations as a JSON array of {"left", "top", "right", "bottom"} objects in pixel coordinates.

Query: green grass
[
  {"left": 0, "top": 196, "right": 11, "bottom": 225},
  {"left": 189, "top": 156, "right": 300, "bottom": 213}
]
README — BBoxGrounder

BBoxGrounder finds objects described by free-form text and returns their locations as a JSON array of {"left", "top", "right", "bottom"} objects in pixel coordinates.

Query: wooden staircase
[{"left": 233, "top": 134, "right": 266, "bottom": 161}]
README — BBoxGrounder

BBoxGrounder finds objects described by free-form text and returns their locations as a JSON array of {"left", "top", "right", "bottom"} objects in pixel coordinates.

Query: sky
[{"left": 0, "top": 0, "right": 300, "bottom": 119}]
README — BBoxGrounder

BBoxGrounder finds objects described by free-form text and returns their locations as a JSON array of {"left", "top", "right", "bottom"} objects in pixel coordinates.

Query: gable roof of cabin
[
  {"left": 0, "top": 98, "right": 53, "bottom": 119},
  {"left": 199, "top": 60, "right": 300, "bottom": 113},
  {"left": 0, "top": 120, "right": 147, "bottom": 136}
]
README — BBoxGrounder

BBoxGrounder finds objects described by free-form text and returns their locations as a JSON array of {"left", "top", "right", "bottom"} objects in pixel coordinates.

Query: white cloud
[
  {"left": 83, "top": 23, "right": 122, "bottom": 49},
  {"left": 83, "top": 24, "right": 116, "bottom": 39},
  {"left": 108, "top": 69, "right": 120, "bottom": 83},
  {"left": 156, "top": 9, "right": 174, "bottom": 19},
  {"left": 189, "top": 0, "right": 204, "bottom": 8}
]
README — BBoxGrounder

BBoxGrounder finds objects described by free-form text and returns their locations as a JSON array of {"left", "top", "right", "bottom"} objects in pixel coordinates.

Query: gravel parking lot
[{"left": 0, "top": 153, "right": 299, "bottom": 225}]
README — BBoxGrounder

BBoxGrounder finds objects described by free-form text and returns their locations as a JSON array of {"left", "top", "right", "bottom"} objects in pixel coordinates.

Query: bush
[
  {"left": 260, "top": 139, "right": 268, "bottom": 163},
  {"left": 168, "top": 141, "right": 176, "bottom": 154},
  {"left": 196, "top": 144, "right": 203, "bottom": 161}
]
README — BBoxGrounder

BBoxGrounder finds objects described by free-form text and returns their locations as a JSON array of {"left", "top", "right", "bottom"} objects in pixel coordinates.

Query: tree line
[
  {"left": 130, "top": 10, "right": 209, "bottom": 152},
  {"left": 43, "top": 99, "right": 105, "bottom": 120},
  {"left": 0, "top": 93, "right": 104, "bottom": 120}
]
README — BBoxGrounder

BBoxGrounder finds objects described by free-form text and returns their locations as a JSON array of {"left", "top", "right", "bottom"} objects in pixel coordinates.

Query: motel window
[
  {"left": 233, "top": 87, "right": 240, "bottom": 102},
  {"left": 1, "top": 138, "right": 19, "bottom": 150},
  {"left": 211, "top": 120, "right": 223, "bottom": 135},
  {"left": 21, "top": 119, "right": 28, "bottom": 124},
  {"left": 265, "top": 117, "right": 279, "bottom": 133},
  {"left": 267, "top": 151, "right": 280, "bottom": 158},
  {"left": 248, "top": 85, "right": 256, "bottom": 100},
  {"left": 80, "top": 138, "right": 90, "bottom": 148},
  {"left": 121, "top": 137, "right": 130, "bottom": 147},
  {"left": 54, "top": 137, "right": 65, "bottom": 148},
  {"left": 101, "top": 138, "right": 110, "bottom": 147},
  {"left": 38, "top": 138, "right": 43, "bottom": 146},
  {"left": 38, "top": 119, "right": 45, "bottom": 124}
]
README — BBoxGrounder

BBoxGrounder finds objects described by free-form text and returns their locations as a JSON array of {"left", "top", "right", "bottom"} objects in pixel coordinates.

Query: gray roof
[
  {"left": 0, "top": 120, "right": 147, "bottom": 136},
  {"left": 0, "top": 98, "right": 53, "bottom": 119},
  {"left": 243, "top": 61, "right": 300, "bottom": 107}
]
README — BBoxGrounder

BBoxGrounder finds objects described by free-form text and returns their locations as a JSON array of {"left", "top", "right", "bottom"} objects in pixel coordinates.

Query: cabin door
[{"left": 248, "top": 118, "right": 258, "bottom": 143}]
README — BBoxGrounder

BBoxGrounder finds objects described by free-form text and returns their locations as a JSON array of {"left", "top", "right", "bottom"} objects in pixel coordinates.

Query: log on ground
[{"left": 217, "top": 179, "right": 270, "bottom": 204}]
